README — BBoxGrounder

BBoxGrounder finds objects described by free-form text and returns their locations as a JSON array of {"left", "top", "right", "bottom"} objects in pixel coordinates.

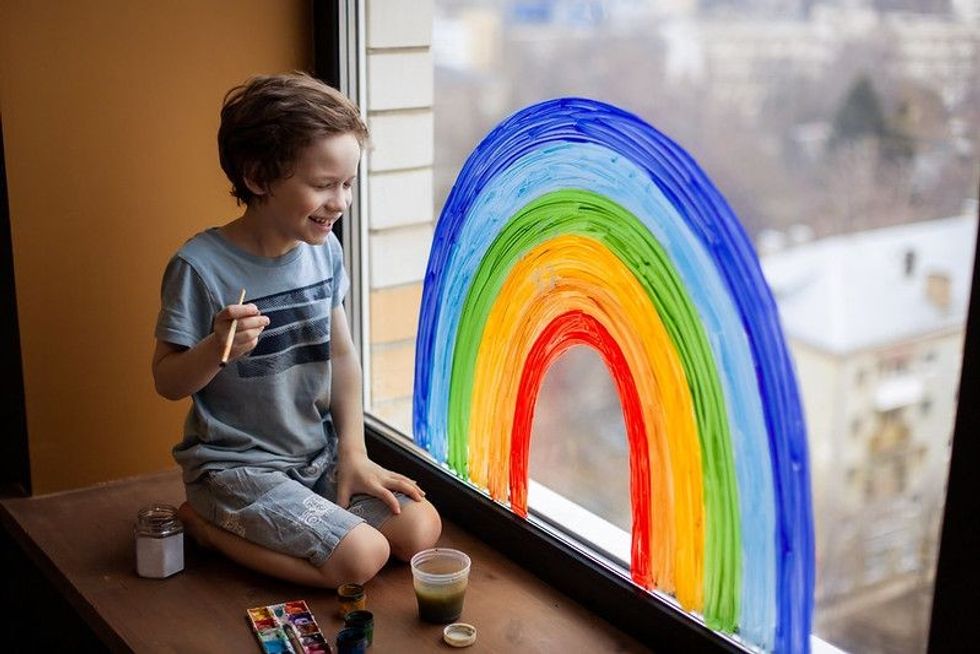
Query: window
[{"left": 336, "top": 1, "right": 980, "bottom": 652}]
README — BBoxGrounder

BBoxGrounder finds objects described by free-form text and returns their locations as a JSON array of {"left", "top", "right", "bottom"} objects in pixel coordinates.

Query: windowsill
[
  {"left": 528, "top": 479, "right": 631, "bottom": 567},
  {"left": 364, "top": 417, "right": 744, "bottom": 652},
  {"left": 0, "top": 468, "right": 648, "bottom": 652},
  {"left": 365, "top": 419, "right": 850, "bottom": 654}
]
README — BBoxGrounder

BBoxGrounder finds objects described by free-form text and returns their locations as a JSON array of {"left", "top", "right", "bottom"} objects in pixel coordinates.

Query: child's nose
[{"left": 324, "top": 189, "right": 348, "bottom": 210}]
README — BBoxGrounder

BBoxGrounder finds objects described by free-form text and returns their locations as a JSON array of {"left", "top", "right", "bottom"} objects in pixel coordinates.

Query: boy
[{"left": 152, "top": 72, "right": 441, "bottom": 587}]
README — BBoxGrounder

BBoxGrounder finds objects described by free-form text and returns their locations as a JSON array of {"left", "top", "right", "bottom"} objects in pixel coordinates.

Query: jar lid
[
  {"left": 443, "top": 623, "right": 477, "bottom": 648},
  {"left": 135, "top": 504, "right": 183, "bottom": 536},
  {"left": 337, "top": 582, "right": 365, "bottom": 600}
]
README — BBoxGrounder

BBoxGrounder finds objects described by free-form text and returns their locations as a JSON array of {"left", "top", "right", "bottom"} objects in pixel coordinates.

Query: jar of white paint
[{"left": 134, "top": 504, "right": 184, "bottom": 578}]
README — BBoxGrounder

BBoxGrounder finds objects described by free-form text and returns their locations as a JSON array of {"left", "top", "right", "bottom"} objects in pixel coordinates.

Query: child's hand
[
  {"left": 336, "top": 451, "right": 425, "bottom": 515},
  {"left": 213, "top": 302, "right": 270, "bottom": 363}
]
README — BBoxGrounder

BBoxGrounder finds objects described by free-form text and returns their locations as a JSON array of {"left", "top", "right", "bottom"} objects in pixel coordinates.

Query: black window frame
[
  {"left": 312, "top": 2, "right": 980, "bottom": 651},
  {"left": 0, "top": 119, "right": 31, "bottom": 497}
]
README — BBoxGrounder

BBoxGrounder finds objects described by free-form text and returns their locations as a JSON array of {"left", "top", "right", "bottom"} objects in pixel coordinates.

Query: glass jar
[
  {"left": 134, "top": 504, "right": 184, "bottom": 578},
  {"left": 343, "top": 610, "right": 374, "bottom": 647},
  {"left": 337, "top": 583, "right": 366, "bottom": 617}
]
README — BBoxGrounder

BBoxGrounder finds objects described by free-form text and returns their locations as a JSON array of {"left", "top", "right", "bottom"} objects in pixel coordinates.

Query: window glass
[{"left": 364, "top": 2, "right": 979, "bottom": 652}]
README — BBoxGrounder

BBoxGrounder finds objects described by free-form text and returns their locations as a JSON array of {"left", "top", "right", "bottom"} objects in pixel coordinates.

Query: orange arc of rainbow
[{"left": 466, "top": 234, "right": 705, "bottom": 609}]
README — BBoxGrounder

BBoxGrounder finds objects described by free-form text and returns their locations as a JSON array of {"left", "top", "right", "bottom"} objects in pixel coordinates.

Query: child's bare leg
[
  {"left": 378, "top": 499, "right": 442, "bottom": 561},
  {"left": 177, "top": 503, "right": 389, "bottom": 587}
]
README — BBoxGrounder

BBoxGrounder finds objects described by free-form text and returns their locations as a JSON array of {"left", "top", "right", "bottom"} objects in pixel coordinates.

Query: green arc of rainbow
[{"left": 449, "top": 191, "right": 740, "bottom": 627}]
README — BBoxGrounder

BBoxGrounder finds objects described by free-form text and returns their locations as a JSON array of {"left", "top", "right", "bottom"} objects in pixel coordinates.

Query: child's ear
[{"left": 243, "top": 164, "right": 268, "bottom": 198}]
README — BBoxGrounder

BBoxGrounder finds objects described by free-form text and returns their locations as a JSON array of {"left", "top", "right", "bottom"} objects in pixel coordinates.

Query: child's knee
[
  {"left": 384, "top": 500, "right": 442, "bottom": 561},
  {"left": 321, "top": 523, "right": 390, "bottom": 586},
  {"left": 176, "top": 501, "right": 214, "bottom": 549}
]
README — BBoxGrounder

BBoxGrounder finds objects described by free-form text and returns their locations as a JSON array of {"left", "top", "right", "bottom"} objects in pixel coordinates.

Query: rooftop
[{"left": 761, "top": 212, "right": 978, "bottom": 354}]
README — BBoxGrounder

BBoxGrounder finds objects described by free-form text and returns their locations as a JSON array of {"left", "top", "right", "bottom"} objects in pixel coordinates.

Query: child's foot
[{"left": 177, "top": 502, "right": 214, "bottom": 550}]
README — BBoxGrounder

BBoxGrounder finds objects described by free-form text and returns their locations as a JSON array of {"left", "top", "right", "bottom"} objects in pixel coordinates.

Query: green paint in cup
[{"left": 410, "top": 548, "right": 471, "bottom": 623}]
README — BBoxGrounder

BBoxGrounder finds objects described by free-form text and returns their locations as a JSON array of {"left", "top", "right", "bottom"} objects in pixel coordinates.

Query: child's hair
[{"left": 218, "top": 72, "right": 369, "bottom": 205}]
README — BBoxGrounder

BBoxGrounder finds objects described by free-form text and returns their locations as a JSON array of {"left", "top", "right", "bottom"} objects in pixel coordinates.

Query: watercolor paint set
[{"left": 247, "top": 600, "right": 330, "bottom": 654}]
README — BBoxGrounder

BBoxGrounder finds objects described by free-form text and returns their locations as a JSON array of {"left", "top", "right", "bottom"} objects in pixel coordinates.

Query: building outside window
[{"left": 353, "top": 1, "right": 980, "bottom": 652}]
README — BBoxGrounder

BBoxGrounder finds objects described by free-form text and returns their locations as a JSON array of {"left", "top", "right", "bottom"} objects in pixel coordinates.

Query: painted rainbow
[{"left": 413, "top": 98, "right": 813, "bottom": 653}]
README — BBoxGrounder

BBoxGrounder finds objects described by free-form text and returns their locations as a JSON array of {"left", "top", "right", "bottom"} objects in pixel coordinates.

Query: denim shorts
[{"left": 185, "top": 447, "right": 410, "bottom": 567}]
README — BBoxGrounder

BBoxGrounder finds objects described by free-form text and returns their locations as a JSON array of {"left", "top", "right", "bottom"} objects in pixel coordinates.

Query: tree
[
  {"left": 831, "top": 73, "right": 917, "bottom": 166},
  {"left": 831, "top": 75, "right": 888, "bottom": 147}
]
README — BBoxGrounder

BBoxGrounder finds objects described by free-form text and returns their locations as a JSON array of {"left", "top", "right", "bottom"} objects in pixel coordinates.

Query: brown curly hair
[{"left": 218, "top": 72, "right": 369, "bottom": 205}]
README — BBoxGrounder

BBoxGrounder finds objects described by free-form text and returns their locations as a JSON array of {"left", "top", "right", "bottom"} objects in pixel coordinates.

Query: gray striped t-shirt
[{"left": 155, "top": 228, "right": 349, "bottom": 483}]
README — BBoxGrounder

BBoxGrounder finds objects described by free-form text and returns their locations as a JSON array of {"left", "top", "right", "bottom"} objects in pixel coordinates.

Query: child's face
[{"left": 256, "top": 132, "right": 361, "bottom": 250}]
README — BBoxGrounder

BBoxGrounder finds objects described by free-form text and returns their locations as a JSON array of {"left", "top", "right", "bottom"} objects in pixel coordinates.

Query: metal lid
[
  {"left": 135, "top": 504, "right": 183, "bottom": 537},
  {"left": 337, "top": 582, "right": 365, "bottom": 600}
]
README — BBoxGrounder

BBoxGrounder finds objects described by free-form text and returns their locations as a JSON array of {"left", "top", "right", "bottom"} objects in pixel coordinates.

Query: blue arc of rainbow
[{"left": 413, "top": 98, "right": 814, "bottom": 653}]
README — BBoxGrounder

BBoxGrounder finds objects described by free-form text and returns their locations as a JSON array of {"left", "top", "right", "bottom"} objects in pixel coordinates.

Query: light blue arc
[{"left": 425, "top": 141, "right": 776, "bottom": 648}]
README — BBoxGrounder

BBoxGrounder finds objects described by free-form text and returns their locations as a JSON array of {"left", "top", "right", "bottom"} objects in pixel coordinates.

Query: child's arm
[
  {"left": 152, "top": 302, "right": 269, "bottom": 400},
  {"left": 331, "top": 304, "right": 425, "bottom": 514}
]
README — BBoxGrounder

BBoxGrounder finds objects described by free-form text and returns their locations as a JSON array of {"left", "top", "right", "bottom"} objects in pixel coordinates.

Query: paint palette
[{"left": 246, "top": 600, "right": 330, "bottom": 654}]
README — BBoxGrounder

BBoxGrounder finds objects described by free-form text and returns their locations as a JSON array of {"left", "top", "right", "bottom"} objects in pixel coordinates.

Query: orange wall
[{"left": 0, "top": 1, "right": 312, "bottom": 493}]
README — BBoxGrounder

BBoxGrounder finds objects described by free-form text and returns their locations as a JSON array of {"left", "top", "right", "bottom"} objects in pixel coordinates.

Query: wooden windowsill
[{"left": 0, "top": 469, "right": 647, "bottom": 652}]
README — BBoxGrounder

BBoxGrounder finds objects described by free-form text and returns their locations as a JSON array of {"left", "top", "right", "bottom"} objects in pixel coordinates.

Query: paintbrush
[
  {"left": 219, "top": 288, "right": 247, "bottom": 367},
  {"left": 284, "top": 623, "right": 306, "bottom": 654}
]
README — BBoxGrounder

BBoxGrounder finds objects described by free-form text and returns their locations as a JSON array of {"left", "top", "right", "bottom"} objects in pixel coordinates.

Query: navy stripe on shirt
[
  {"left": 252, "top": 317, "right": 330, "bottom": 357},
  {"left": 251, "top": 278, "right": 332, "bottom": 312},
  {"left": 238, "top": 342, "right": 330, "bottom": 378},
  {"left": 235, "top": 278, "right": 334, "bottom": 377},
  {"left": 263, "top": 303, "right": 323, "bottom": 331}
]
